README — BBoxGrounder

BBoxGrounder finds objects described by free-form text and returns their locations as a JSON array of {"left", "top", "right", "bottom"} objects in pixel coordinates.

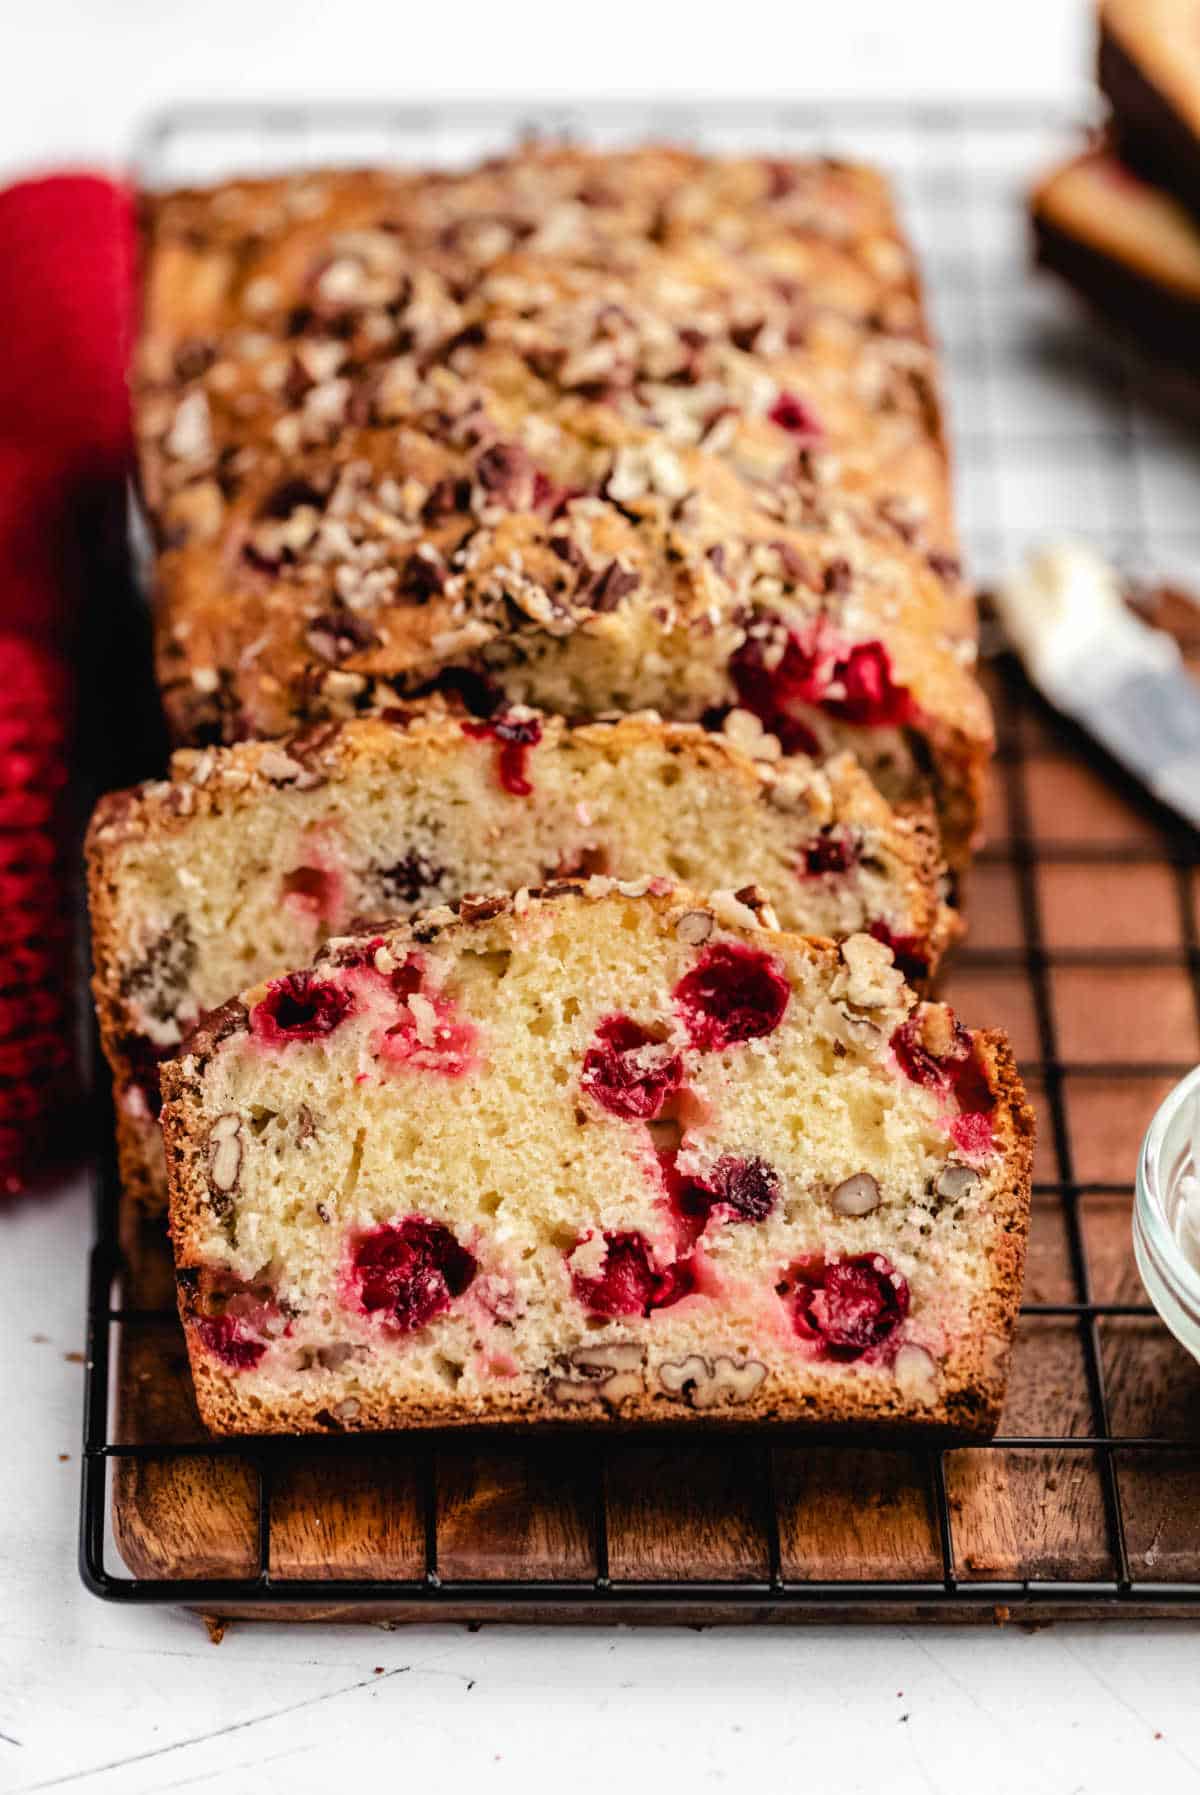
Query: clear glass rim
[{"left": 1136, "top": 1063, "right": 1200, "bottom": 1329}]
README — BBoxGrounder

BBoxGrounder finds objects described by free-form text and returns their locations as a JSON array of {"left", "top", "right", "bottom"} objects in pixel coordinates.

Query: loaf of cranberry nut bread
[
  {"left": 88, "top": 705, "right": 954, "bottom": 1210},
  {"left": 137, "top": 146, "right": 988, "bottom": 875},
  {"left": 159, "top": 881, "right": 1033, "bottom": 1439}
]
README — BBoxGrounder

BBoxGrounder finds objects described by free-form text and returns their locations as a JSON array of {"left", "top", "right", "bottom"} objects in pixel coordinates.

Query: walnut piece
[
  {"left": 936, "top": 1162, "right": 979, "bottom": 1202},
  {"left": 550, "top": 1341, "right": 646, "bottom": 1406},
  {"left": 255, "top": 745, "right": 309, "bottom": 786},
  {"left": 675, "top": 908, "right": 715, "bottom": 945},
  {"left": 721, "top": 707, "right": 782, "bottom": 762},
  {"left": 831, "top": 1172, "right": 881, "bottom": 1217},
  {"left": 709, "top": 885, "right": 779, "bottom": 933},
  {"left": 657, "top": 1353, "right": 767, "bottom": 1409},
  {"left": 207, "top": 1113, "right": 242, "bottom": 1196},
  {"left": 164, "top": 391, "right": 213, "bottom": 464},
  {"left": 839, "top": 932, "right": 907, "bottom": 1010}
]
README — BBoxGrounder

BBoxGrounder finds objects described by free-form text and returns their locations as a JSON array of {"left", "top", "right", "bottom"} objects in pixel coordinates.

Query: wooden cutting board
[{"left": 106, "top": 654, "right": 1200, "bottom": 1623}]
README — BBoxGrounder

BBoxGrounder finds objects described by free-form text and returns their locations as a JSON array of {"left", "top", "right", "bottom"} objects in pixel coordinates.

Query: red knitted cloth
[{"left": 0, "top": 174, "right": 134, "bottom": 1190}]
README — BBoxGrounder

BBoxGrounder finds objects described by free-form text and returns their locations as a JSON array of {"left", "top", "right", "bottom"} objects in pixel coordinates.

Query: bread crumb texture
[
  {"left": 88, "top": 710, "right": 952, "bottom": 1208},
  {"left": 161, "top": 885, "right": 1032, "bottom": 1438}
]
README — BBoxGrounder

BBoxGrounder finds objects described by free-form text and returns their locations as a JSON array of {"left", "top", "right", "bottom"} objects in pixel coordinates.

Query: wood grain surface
[{"left": 104, "top": 657, "right": 1200, "bottom": 1620}]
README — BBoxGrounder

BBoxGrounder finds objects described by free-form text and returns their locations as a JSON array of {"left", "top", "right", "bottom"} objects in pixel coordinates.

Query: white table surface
[{"left": 6, "top": 3, "right": 1200, "bottom": 1790}]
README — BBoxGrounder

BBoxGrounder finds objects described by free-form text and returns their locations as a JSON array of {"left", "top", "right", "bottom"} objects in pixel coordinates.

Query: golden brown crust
[
  {"left": 86, "top": 825, "right": 168, "bottom": 1211},
  {"left": 138, "top": 147, "right": 956, "bottom": 539},
  {"left": 139, "top": 152, "right": 918, "bottom": 325},
  {"left": 945, "top": 1029, "right": 1035, "bottom": 1432},
  {"left": 160, "top": 882, "right": 1032, "bottom": 1442},
  {"left": 178, "top": 1345, "right": 1010, "bottom": 1442}
]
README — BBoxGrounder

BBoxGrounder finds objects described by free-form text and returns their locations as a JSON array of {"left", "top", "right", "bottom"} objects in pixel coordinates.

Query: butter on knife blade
[{"left": 994, "top": 543, "right": 1200, "bottom": 832}]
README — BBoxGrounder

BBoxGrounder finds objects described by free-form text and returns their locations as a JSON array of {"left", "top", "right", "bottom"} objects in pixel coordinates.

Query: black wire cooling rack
[{"left": 80, "top": 98, "right": 1200, "bottom": 1623}]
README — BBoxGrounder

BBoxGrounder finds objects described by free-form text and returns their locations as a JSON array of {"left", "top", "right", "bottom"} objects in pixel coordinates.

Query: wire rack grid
[{"left": 80, "top": 98, "right": 1200, "bottom": 1623}]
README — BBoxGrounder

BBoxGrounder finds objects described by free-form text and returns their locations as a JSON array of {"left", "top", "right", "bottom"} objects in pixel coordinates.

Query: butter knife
[{"left": 994, "top": 543, "right": 1200, "bottom": 832}]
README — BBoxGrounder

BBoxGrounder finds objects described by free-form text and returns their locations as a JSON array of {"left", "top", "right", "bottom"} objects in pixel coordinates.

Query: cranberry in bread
[
  {"left": 159, "top": 881, "right": 1033, "bottom": 1439},
  {"left": 87, "top": 706, "right": 954, "bottom": 1210}
]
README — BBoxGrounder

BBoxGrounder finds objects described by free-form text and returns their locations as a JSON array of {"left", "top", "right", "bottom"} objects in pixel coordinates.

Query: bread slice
[
  {"left": 87, "top": 706, "right": 954, "bottom": 1210},
  {"left": 136, "top": 146, "right": 988, "bottom": 875},
  {"left": 1032, "top": 145, "right": 1200, "bottom": 367},
  {"left": 1100, "top": 0, "right": 1200, "bottom": 217},
  {"left": 159, "top": 881, "right": 1033, "bottom": 1439},
  {"left": 152, "top": 421, "right": 986, "bottom": 873}
]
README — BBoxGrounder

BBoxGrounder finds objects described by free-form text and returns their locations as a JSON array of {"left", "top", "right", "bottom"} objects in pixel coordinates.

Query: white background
[
  {"left": 4, "top": 1, "right": 1091, "bottom": 177},
  {"left": 5, "top": 4, "right": 1200, "bottom": 1792}
]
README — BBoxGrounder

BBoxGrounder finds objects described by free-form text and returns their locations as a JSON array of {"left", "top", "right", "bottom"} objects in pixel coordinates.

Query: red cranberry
[
  {"left": 580, "top": 1015, "right": 683, "bottom": 1120},
  {"left": 382, "top": 998, "right": 476, "bottom": 1076},
  {"left": 674, "top": 942, "right": 790, "bottom": 1051},
  {"left": 867, "top": 921, "right": 928, "bottom": 985},
  {"left": 570, "top": 1229, "right": 694, "bottom": 1317},
  {"left": 768, "top": 391, "right": 823, "bottom": 439},
  {"left": 891, "top": 1014, "right": 965, "bottom": 1088},
  {"left": 824, "top": 641, "right": 913, "bottom": 728},
  {"left": 252, "top": 971, "right": 353, "bottom": 1044},
  {"left": 676, "top": 1155, "right": 780, "bottom": 1225},
  {"left": 731, "top": 624, "right": 829, "bottom": 723},
  {"left": 382, "top": 953, "right": 424, "bottom": 999},
  {"left": 731, "top": 617, "right": 914, "bottom": 738},
  {"left": 462, "top": 711, "right": 543, "bottom": 796},
  {"left": 950, "top": 1110, "right": 994, "bottom": 1159},
  {"left": 656, "top": 1148, "right": 707, "bottom": 1250},
  {"left": 351, "top": 1217, "right": 477, "bottom": 1333},
  {"left": 194, "top": 1314, "right": 266, "bottom": 1370},
  {"left": 800, "top": 831, "right": 857, "bottom": 877},
  {"left": 891, "top": 1014, "right": 993, "bottom": 1116},
  {"left": 772, "top": 715, "right": 821, "bottom": 756},
  {"left": 952, "top": 1055, "right": 995, "bottom": 1120},
  {"left": 783, "top": 1252, "right": 909, "bottom": 1360}
]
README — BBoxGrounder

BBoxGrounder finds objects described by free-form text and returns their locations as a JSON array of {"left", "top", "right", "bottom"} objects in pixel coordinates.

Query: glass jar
[{"left": 1134, "top": 1064, "right": 1200, "bottom": 1366}]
